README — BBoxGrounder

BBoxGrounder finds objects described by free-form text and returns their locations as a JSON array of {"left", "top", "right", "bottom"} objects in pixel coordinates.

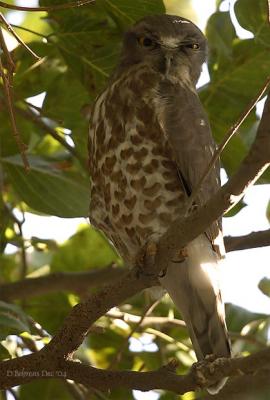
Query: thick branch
[
  {"left": 0, "top": 229, "right": 269, "bottom": 301},
  {"left": 1, "top": 347, "right": 270, "bottom": 395},
  {"left": 0, "top": 265, "right": 125, "bottom": 301},
  {"left": 224, "top": 230, "right": 270, "bottom": 252},
  {"left": 45, "top": 268, "right": 156, "bottom": 357}
]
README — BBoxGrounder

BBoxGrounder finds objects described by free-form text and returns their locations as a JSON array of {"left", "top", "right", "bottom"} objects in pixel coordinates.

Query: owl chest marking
[{"left": 89, "top": 68, "right": 185, "bottom": 255}]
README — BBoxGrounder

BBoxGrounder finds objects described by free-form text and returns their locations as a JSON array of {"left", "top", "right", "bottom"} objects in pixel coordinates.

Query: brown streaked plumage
[{"left": 88, "top": 14, "right": 231, "bottom": 394}]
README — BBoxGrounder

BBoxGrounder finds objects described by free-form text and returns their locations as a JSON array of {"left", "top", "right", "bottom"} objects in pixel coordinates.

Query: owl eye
[
  {"left": 185, "top": 43, "right": 200, "bottom": 50},
  {"left": 138, "top": 36, "right": 154, "bottom": 47}
]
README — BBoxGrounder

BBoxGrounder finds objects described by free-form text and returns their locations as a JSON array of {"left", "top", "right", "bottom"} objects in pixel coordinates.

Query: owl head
[{"left": 118, "top": 14, "right": 207, "bottom": 85}]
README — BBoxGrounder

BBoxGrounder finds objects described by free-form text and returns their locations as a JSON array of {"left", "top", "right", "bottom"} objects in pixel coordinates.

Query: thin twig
[
  {"left": 3, "top": 204, "right": 27, "bottom": 279},
  {"left": 108, "top": 299, "right": 160, "bottom": 369},
  {"left": 186, "top": 75, "right": 270, "bottom": 214},
  {"left": 16, "top": 213, "right": 27, "bottom": 280},
  {"left": 0, "top": 95, "right": 86, "bottom": 168},
  {"left": 0, "top": 0, "right": 95, "bottom": 12},
  {"left": 0, "top": 24, "right": 14, "bottom": 71},
  {"left": 0, "top": 13, "right": 40, "bottom": 59},
  {"left": 10, "top": 24, "right": 50, "bottom": 40},
  {"left": 146, "top": 327, "right": 192, "bottom": 351},
  {"left": 0, "top": 31, "right": 29, "bottom": 170},
  {"left": 17, "top": 105, "right": 87, "bottom": 168},
  {"left": 107, "top": 309, "right": 186, "bottom": 328}
]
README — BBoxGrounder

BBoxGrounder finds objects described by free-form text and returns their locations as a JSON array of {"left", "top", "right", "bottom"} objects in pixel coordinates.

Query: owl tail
[{"left": 159, "top": 234, "right": 231, "bottom": 394}]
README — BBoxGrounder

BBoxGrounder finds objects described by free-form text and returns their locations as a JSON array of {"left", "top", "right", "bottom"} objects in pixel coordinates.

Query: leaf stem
[
  {"left": 0, "top": 13, "right": 40, "bottom": 59},
  {"left": 0, "top": 29, "right": 30, "bottom": 170}
]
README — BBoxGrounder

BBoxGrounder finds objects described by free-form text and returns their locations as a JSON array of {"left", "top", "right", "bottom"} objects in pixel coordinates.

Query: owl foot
[
  {"left": 192, "top": 356, "right": 229, "bottom": 392},
  {"left": 162, "top": 358, "right": 179, "bottom": 372},
  {"left": 171, "top": 247, "right": 188, "bottom": 263},
  {"left": 135, "top": 241, "right": 158, "bottom": 279}
]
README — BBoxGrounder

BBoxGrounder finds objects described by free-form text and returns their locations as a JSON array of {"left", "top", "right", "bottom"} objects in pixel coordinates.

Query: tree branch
[
  {"left": 1, "top": 229, "right": 269, "bottom": 301},
  {"left": 224, "top": 229, "right": 270, "bottom": 252},
  {"left": 1, "top": 347, "right": 270, "bottom": 395},
  {"left": 0, "top": 265, "right": 125, "bottom": 301}
]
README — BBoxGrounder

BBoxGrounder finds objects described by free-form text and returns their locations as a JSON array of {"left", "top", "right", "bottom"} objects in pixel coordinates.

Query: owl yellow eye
[
  {"left": 138, "top": 37, "right": 154, "bottom": 47},
  {"left": 186, "top": 43, "right": 200, "bottom": 50}
]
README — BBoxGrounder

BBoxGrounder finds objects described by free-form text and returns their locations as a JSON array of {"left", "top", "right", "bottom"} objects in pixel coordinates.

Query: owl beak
[{"left": 164, "top": 53, "right": 174, "bottom": 76}]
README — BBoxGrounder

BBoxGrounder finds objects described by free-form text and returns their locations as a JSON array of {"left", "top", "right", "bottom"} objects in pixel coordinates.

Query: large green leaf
[
  {"left": 42, "top": 72, "right": 89, "bottom": 130},
  {"left": 206, "top": 11, "right": 237, "bottom": 74},
  {"left": 99, "top": 0, "right": 165, "bottom": 22},
  {"left": 0, "top": 301, "right": 30, "bottom": 340},
  {"left": 20, "top": 380, "right": 73, "bottom": 400},
  {"left": 27, "top": 292, "right": 72, "bottom": 334},
  {"left": 12, "top": 41, "right": 64, "bottom": 100},
  {"left": 0, "top": 343, "right": 10, "bottom": 361},
  {"left": 226, "top": 303, "right": 268, "bottom": 332},
  {"left": 2, "top": 154, "right": 89, "bottom": 217},
  {"left": 0, "top": 111, "right": 34, "bottom": 157},
  {"left": 234, "top": 0, "right": 270, "bottom": 46},
  {"left": 201, "top": 39, "right": 270, "bottom": 178},
  {"left": 51, "top": 225, "right": 119, "bottom": 272}
]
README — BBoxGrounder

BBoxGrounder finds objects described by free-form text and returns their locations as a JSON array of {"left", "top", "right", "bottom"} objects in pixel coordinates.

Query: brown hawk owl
[{"left": 88, "top": 14, "right": 231, "bottom": 393}]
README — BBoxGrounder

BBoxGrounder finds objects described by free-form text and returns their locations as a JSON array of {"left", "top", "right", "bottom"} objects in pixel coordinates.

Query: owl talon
[
  {"left": 171, "top": 248, "right": 188, "bottom": 263},
  {"left": 158, "top": 268, "right": 167, "bottom": 278},
  {"left": 192, "top": 356, "right": 229, "bottom": 391},
  {"left": 136, "top": 241, "right": 157, "bottom": 269}
]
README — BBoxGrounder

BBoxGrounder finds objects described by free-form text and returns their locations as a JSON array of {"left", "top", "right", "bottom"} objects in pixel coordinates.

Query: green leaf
[
  {"left": 0, "top": 343, "right": 11, "bottom": 361},
  {"left": 51, "top": 225, "right": 119, "bottom": 272},
  {"left": 99, "top": 0, "right": 165, "bottom": 23},
  {"left": 206, "top": 11, "right": 237, "bottom": 73},
  {"left": 27, "top": 292, "right": 71, "bottom": 334},
  {"left": 258, "top": 277, "right": 270, "bottom": 298},
  {"left": 13, "top": 41, "right": 64, "bottom": 100},
  {"left": 42, "top": 71, "right": 89, "bottom": 130},
  {"left": 0, "top": 301, "right": 30, "bottom": 340},
  {"left": 224, "top": 199, "right": 246, "bottom": 217},
  {"left": 2, "top": 154, "right": 89, "bottom": 217},
  {"left": 234, "top": 0, "right": 270, "bottom": 46},
  {"left": 20, "top": 380, "right": 73, "bottom": 400},
  {"left": 201, "top": 39, "right": 270, "bottom": 179},
  {"left": 266, "top": 200, "right": 270, "bottom": 223},
  {"left": 225, "top": 303, "right": 268, "bottom": 332},
  {"left": 87, "top": 326, "right": 132, "bottom": 369},
  {"left": 0, "top": 254, "right": 18, "bottom": 283},
  {"left": 0, "top": 112, "right": 33, "bottom": 158}
]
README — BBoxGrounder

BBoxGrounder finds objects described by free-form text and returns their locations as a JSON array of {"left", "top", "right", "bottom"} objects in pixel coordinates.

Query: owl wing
[
  {"left": 159, "top": 81, "right": 223, "bottom": 255},
  {"left": 158, "top": 82, "right": 231, "bottom": 391}
]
